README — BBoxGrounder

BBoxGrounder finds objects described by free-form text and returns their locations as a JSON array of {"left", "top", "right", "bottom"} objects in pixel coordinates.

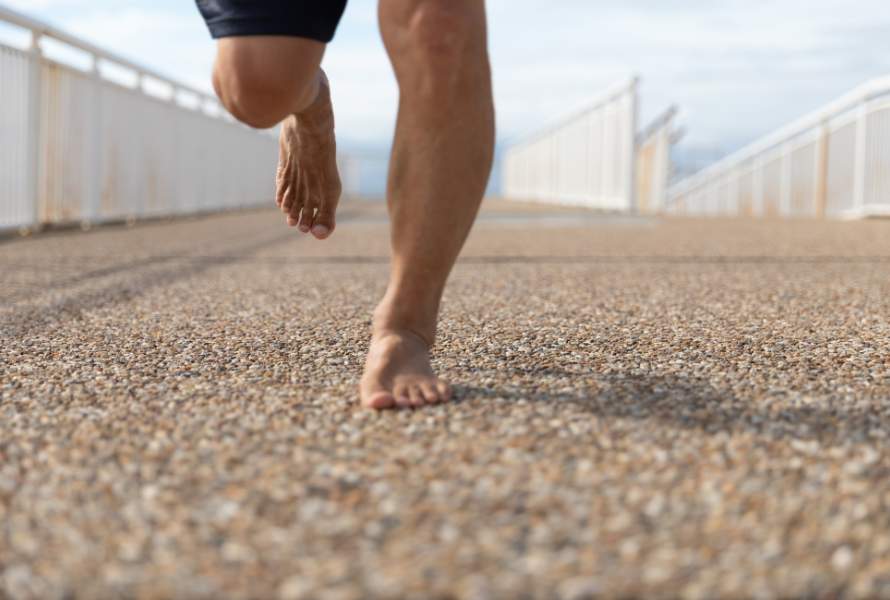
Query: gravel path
[{"left": 2, "top": 202, "right": 890, "bottom": 599}]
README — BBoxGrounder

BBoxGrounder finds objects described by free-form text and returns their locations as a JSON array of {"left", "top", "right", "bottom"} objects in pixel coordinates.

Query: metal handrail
[
  {"left": 501, "top": 76, "right": 641, "bottom": 212},
  {"left": 0, "top": 2, "right": 223, "bottom": 116},
  {"left": 504, "top": 76, "right": 639, "bottom": 149},
  {"left": 0, "top": 2, "right": 284, "bottom": 232},
  {"left": 637, "top": 105, "right": 678, "bottom": 145},
  {"left": 670, "top": 75, "right": 890, "bottom": 197}
]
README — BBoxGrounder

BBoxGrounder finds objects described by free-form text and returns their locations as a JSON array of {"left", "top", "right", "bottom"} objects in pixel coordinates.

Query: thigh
[{"left": 197, "top": 0, "right": 349, "bottom": 43}]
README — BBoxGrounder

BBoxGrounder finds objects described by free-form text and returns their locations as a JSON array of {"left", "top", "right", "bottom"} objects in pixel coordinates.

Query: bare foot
[
  {"left": 360, "top": 330, "right": 452, "bottom": 410},
  {"left": 275, "top": 72, "right": 342, "bottom": 240}
]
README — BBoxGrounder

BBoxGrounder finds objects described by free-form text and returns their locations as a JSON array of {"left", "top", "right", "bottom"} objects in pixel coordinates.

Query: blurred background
[{"left": 2, "top": 0, "right": 890, "bottom": 223}]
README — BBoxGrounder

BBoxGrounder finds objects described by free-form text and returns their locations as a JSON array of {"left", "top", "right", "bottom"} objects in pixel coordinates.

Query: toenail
[{"left": 312, "top": 225, "right": 330, "bottom": 237}]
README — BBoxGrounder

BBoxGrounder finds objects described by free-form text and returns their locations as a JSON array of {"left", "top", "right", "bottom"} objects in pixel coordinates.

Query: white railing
[
  {"left": 0, "top": 3, "right": 279, "bottom": 232},
  {"left": 501, "top": 78, "right": 640, "bottom": 211},
  {"left": 667, "top": 75, "right": 890, "bottom": 219},
  {"left": 636, "top": 106, "right": 678, "bottom": 215}
]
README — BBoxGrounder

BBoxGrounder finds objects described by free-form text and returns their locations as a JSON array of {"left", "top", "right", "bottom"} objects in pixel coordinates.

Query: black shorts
[{"left": 196, "top": 1, "right": 348, "bottom": 43}]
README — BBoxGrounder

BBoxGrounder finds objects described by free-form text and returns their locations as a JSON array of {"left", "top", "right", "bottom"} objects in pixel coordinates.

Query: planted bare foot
[
  {"left": 275, "top": 72, "right": 341, "bottom": 240},
  {"left": 360, "top": 330, "right": 452, "bottom": 410}
]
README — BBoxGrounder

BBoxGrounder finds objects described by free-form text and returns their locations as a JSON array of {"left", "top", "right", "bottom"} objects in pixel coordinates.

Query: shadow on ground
[{"left": 455, "top": 368, "right": 890, "bottom": 447}]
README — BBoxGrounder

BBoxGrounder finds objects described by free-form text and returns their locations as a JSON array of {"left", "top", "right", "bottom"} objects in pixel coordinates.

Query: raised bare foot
[
  {"left": 360, "top": 330, "right": 452, "bottom": 410},
  {"left": 275, "top": 72, "right": 341, "bottom": 240}
]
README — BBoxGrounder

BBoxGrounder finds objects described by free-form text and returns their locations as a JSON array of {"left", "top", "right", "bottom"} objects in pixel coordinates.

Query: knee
[
  {"left": 385, "top": 1, "right": 484, "bottom": 92},
  {"left": 214, "top": 64, "right": 312, "bottom": 129},
  {"left": 213, "top": 40, "right": 321, "bottom": 129},
  {"left": 407, "top": 3, "right": 476, "bottom": 61}
]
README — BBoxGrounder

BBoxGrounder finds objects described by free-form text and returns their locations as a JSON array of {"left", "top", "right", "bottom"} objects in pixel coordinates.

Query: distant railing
[
  {"left": 0, "top": 4, "right": 279, "bottom": 232},
  {"left": 501, "top": 78, "right": 640, "bottom": 211},
  {"left": 636, "top": 106, "right": 678, "bottom": 215},
  {"left": 667, "top": 76, "right": 890, "bottom": 219}
]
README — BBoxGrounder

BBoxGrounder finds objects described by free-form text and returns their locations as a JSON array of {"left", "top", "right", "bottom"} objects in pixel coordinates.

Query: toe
[
  {"left": 298, "top": 207, "right": 314, "bottom": 233},
  {"left": 364, "top": 391, "right": 396, "bottom": 410},
  {"left": 289, "top": 174, "right": 308, "bottom": 227},
  {"left": 393, "top": 384, "right": 413, "bottom": 409},
  {"left": 420, "top": 382, "right": 441, "bottom": 404},
  {"left": 299, "top": 203, "right": 316, "bottom": 234},
  {"left": 310, "top": 223, "right": 331, "bottom": 240},
  {"left": 299, "top": 181, "right": 320, "bottom": 234},
  {"left": 275, "top": 176, "right": 286, "bottom": 208},
  {"left": 282, "top": 167, "right": 299, "bottom": 212},
  {"left": 360, "top": 377, "right": 397, "bottom": 411},
  {"left": 280, "top": 182, "right": 295, "bottom": 214},
  {"left": 311, "top": 208, "right": 335, "bottom": 239},
  {"left": 311, "top": 182, "right": 340, "bottom": 240},
  {"left": 287, "top": 196, "right": 304, "bottom": 228},
  {"left": 436, "top": 381, "right": 452, "bottom": 403},
  {"left": 408, "top": 385, "right": 426, "bottom": 407},
  {"left": 276, "top": 167, "right": 294, "bottom": 210}
]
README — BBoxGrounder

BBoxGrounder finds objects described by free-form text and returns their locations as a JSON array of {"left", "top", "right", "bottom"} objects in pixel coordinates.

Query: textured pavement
[{"left": 2, "top": 201, "right": 890, "bottom": 599}]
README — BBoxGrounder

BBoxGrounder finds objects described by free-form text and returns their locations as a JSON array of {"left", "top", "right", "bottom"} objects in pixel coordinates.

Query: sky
[{"left": 3, "top": 0, "right": 890, "bottom": 172}]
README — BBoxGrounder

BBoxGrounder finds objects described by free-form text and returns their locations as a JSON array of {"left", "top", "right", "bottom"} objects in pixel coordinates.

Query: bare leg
[
  {"left": 360, "top": 0, "right": 495, "bottom": 409},
  {"left": 212, "top": 37, "right": 342, "bottom": 238}
]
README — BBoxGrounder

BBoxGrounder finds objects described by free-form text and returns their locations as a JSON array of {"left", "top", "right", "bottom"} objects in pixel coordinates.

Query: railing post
[
  {"left": 87, "top": 54, "right": 103, "bottom": 226},
  {"left": 552, "top": 135, "right": 559, "bottom": 204},
  {"left": 551, "top": 126, "right": 560, "bottom": 204},
  {"left": 730, "top": 172, "right": 740, "bottom": 217},
  {"left": 598, "top": 111, "right": 607, "bottom": 205},
  {"left": 852, "top": 100, "right": 869, "bottom": 215},
  {"left": 814, "top": 121, "right": 830, "bottom": 218},
  {"left": 653, "top": 128, "right": 667, "bottom": 214},
  {"left": 780, "top": 142, "right": 793, "bottom": 217},
  {"left": 25, "top": 30, "right": 43, "bottom": 229},
  {"left": 753, "top": 156, "right": 765, "bottom": 218},
  {"left": 625, "top": 78, "right": 640, "bottom": 213}
]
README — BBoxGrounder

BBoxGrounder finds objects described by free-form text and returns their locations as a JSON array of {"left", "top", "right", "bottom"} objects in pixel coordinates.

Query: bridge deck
[{"left": 3, "top": 201, "right": 890, "bottom": 598}]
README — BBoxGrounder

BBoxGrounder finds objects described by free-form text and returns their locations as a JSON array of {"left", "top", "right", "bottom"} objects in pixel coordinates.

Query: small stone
[
  {"left": 832, "top": 546, "right": 854, "bottom": 572},
  {"left": 278, "top": 575, "right": 313, "bottom": 600},
  {"left": 559, "top": 577, "right": 603, "bottom": 600}
]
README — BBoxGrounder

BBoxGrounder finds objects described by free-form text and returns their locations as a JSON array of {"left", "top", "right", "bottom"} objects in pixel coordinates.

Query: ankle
[
  {"left": 296, "top": 72, "right": 333, "bottom": 129},
  {"left": 371, "top": 327, "right": 432, "bottom": 352},
  {"left": 372, "top": 300, "right": 437, "bottom": 348}
]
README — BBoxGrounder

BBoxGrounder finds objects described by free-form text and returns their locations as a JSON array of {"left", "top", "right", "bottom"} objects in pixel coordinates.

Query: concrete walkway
[{"left": 2, "top": 201, "right": 890, "bottom": 598}]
